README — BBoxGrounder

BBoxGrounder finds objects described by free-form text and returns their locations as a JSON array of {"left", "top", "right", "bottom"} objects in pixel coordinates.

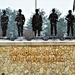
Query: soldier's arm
[
  {"left": 32, "top": 15, "right": 35, "bottom": 27},
  {"left": 73, "top": 15, "right": 75, "bottom": 22},
  {"left": 32, "top": 15, "right": 34, "bottom": 23},
  {"left": 48, "top": 14, "right": 51, "bottom": 20},
  {"left": 15, "top": 17, "right": 17, "bottom": 21},
  {"left": 73, "top": 15, "right": 75, "bottom": 20},
  {"left": 55, "top": 14, "right": 59, "bottom": 21},
  {"left": 56, "top": 14, "right": 58, "bottom": 19},
  {"left": 15, "top": 15, "right": 18, "bottom": 21},
  {"left": 39, "top": 15, "right": 42, "bottom": 27},
  {"left": 40, "top": 15, "right": 43, "bottom": 23},
  {"left": 65, "top": 15, "right": 68, "bottom": 20},
  {"left": 1, "top": 16, "right": 2, "bottom": 22},
  {"left": 7, "top": 16, "right": 9, "bottom": 22},
  {"left": 1, "top": 16, "right": 3, "bottom": 21},
  {"left": 22, "top": 15, "right": 25, "bottom": 22}
]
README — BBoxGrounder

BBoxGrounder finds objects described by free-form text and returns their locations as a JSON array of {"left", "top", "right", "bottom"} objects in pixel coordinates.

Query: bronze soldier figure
[
  {"left": 65, "top": 10, "right": 75, "bottom": 36},
  {"left": 1, "top": 10, "right": 9, "bottom": 37},
  {"left": 32, "top": 9, "right": 42, "bottom": 37},
  {"left": 48, "top": 8, "right": 58, "bottom": 36},
  {"left": 15, "top": 9, "right": 25, "bottom": 37}
]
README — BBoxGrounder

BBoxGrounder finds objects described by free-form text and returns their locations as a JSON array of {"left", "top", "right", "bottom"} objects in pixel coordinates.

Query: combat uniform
[
  {"left": 66, "top": 10, "right": 75, "bottom": 36},
  {"left": 48, "top": 9, "right": 58, "bottom": 36},
  {"left": 32, "top": 11, "right": 42, "bottom": 37},
  {"left": 15, "top": 13, "right": 25, "bottom": 37},
  {"left": 1, "top": 14, "right": 9, "bottom": 37}
]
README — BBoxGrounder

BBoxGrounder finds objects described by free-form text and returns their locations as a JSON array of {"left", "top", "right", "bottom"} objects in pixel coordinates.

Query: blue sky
[{"left": 0, "top": 0, "right": 74, "bottom": 20}]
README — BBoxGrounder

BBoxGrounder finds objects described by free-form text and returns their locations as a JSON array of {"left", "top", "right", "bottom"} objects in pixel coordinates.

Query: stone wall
[{"left": 0, "top": 45, "right": 75, "bottom": 75}]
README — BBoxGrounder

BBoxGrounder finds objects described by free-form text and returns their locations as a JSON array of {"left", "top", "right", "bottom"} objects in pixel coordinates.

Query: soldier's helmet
[
  {"left": 18, "top": 9, "right": 22, "bottom": 12},
  {"left": 68, "top": 10, "right": 72, "bottom": 14},
  {"left": 3, "top": 10, "right": 6, "bottom": 14},
  {"left": 52, "top": 8, "right": 55, "bottom": 12},
  {"left": 35, "top": 9, "right": 39, "bottom": 12}
]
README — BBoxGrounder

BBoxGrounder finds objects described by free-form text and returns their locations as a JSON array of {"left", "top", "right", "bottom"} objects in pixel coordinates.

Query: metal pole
[
  {"left": 35, "top": 0, "right": 37, "bottom": 9},
  {"left": 73, "top": 0, "right": 75, "bottom": 12}
]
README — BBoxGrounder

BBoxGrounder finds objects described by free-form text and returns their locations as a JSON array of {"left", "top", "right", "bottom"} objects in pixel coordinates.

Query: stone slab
[{"left": 0, "top": 41, "right": 75, "bottom": 45}]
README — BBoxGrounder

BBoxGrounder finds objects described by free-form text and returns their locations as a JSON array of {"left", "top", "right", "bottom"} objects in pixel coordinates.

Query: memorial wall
[
  {"left": 0, "top": 42, "right": 75, "bottom": 75},
  {"left": 0, "top": 0, "right": 75, "bottom": 75}
]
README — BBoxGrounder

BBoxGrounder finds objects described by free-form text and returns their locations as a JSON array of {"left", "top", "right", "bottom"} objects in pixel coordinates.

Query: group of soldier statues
[
  {"left": 33, "top": 9, "right": 75, "bottom": 37},
  {"left": 1, "top": 9, "right": 25, "bottom": 37},
  {"left": 0, "top": 8, "right": 75, "bottom": 38}
]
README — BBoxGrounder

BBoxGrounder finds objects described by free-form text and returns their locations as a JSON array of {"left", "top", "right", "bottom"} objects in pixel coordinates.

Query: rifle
[
  {"left": 65, "top": 18, "right": 75, "bottom": 23},
  {"left": 1, "top": 20, "right": 8, "bottom": 25}
]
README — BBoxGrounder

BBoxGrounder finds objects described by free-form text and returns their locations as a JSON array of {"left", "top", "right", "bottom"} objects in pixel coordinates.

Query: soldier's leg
[
  {"left": 17, "top": 25, "right": 20, "bottom": 37},
  {"left": 67, "top": 24, "right": 70, "bottom": 36},
  {"left": 34, "top": 30, "right": 37, "bottom": 37},
  {"left": 21, "top": 25, "right": 23, "bottom": 36},
  {"left": 38, "top": 30, "right": 40, "bottom": 36},
  {"left": 3, "top": 30, "right": 6, "bottom": 36},
  {"left": 54, "top": 24, "right": 57, "bottom": 36},
  {"left": 2, "top": 26, "right": 5, "bottom": 36},
  {"left": 71, "top": 25, "right": 74, "bottom": 36},
  {"left": 1, "top": 27, "right": 4, "bottom": 36},
  {"left": 51, "top": 23, "right": 53, "bottom": 36},
  {"left": 1, "top": 25, "right": 4, "bottom": 36},
  {"left": 2, "top": 29, "right": 4, "bottom": 36},
  {"left": 4, "top": 25, "right": 7, "bottom": 36}
]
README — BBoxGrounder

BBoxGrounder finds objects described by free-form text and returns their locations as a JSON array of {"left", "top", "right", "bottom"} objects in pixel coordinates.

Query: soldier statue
[
  {"left": 65, "top": 10, "right": 75, "bottom": 36},
  {"left": 48, "top": 8, "right": 58, "bottom": 36},
  {"left": 32, "top": 9, "right": 42, "bottom": 37},
  {"left": 1, "top": 10, "right": 9, "bottom": 37},
  {"left": 15, "top": 9, "right": 25, "bottom": 37}
]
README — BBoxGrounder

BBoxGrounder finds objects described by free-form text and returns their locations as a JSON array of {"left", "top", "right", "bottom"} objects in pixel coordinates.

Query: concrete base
[{"left": 0, "top": 42, "right": 75, "bottom": 75}]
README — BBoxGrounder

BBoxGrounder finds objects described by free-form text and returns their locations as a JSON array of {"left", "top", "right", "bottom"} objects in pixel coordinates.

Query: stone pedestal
[{"left": 0, "top": 42, "right": 75, "bottom": 75}]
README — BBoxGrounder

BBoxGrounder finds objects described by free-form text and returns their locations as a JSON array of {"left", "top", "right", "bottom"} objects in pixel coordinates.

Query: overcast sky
[{"left": 0, "top": 0, "right": 74, "bottom": 20}]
